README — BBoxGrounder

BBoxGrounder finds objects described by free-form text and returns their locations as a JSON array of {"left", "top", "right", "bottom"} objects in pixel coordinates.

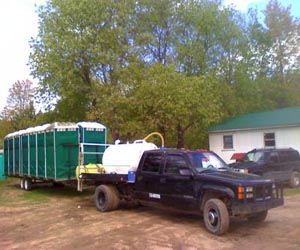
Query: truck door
[
  {"left": 278, "top": 150, "right": 295, "bottom": 182},
  {"left": 134, "top": 151, "right": 164, "bottom": 204},
  {"left": 159, "top": 153, "right": 197, "bottom": 211},
  {"left": 265, "top": 152, "right": 281, "bottom": 181}
]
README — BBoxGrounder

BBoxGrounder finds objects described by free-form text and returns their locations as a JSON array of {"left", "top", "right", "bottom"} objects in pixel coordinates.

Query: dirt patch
[{"left": 1, "top": 182, "right": 300, "bottom": 250}]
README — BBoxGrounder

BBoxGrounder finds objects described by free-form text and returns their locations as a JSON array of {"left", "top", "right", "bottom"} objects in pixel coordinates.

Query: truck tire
[
  {"left": 247, "top": 210, "right": 268, "bottom": 222},
  {"left": 203, "top": 198, "right": 229, "bottom": 235},
  {"left": 24, "top": 178, "right": 32, "bottom": 191},
  {"left": 94, "top": 185, "right": 120, "bottom": 212},
  {"left": 289, "top": 171, "right": 300, "bottom": 188}
]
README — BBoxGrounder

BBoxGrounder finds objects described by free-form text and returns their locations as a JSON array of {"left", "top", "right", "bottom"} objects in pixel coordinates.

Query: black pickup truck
[{"left": 79, "top": 148, "right": 284, "bottom": 235}]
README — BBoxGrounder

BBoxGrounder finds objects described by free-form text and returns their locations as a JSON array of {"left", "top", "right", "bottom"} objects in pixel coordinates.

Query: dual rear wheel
[
  {"left": 20, "top": 178, "right": 32, "bottom": 191},
  {"left": 94, "top": 185, "right": 120, "bottom": 212}
]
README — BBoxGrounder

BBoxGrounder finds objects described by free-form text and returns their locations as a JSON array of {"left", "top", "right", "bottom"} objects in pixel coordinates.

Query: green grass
[
  {"left": 0, "top": 177, "right": 19, "bottom": 186},
  {"left": 21, "top": 189, "right": 51, "bottom": 204},
  {"left": 284, "top": 186, "right": 300, "bottom": 196},
  {"left": 0, "top": 178, "right": 94, "bottom": 206}
]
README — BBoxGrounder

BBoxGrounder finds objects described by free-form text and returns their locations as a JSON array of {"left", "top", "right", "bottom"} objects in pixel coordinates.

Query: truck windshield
[{"left": 188, "top": 151, "right": 228, "bottom": 173}]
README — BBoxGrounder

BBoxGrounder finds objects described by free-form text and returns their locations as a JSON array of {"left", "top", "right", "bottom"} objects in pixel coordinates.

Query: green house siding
[{"left": 209, "top": 107, "right": 300, "bottom": 132}]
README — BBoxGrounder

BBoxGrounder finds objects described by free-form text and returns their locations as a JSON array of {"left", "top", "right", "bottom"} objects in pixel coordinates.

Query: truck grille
[{"left": 253, "top": 185, "right": 272, "bottom": 201}]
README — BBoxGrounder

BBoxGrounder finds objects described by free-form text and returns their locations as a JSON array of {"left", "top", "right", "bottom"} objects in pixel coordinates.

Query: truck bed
[{"left": 80, "top": 173, "right": 130, "bottom": 184}]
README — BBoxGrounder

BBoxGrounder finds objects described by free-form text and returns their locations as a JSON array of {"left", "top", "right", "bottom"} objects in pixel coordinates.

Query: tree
[
  {"left": 134, "top": 0, "right": 177, "bottom": 65},
  {"left": 247, "top": 8, "right": 272, "bottom": 79},
  {"left": 30, "top": 0, "right": 138, "bottom": 120},
  {"left": 175, "top": 1, "right": 249, "bottom": 83},
  {"left": 122, "top": 64, "right": 224, "bottom": 148},
  {"left": 263, "top": 0, "right": 300, "bottom": 83},
  {"left": 1, "top": 80, "right": 36, "bottom": 130},
  {"left": 28, "top": 0, "right": 300, "bottom": 148}
]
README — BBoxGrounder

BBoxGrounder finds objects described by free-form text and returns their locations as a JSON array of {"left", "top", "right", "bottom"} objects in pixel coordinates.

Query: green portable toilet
[
  {"left": 77, "top": 122, "right": 107, "bottom": 165},
  {"left": 3, "top": 121, "right": 107, "bottom": 183},
  {"left": 0, "top": 149, "right": 5, "bottom": 180},
  {"left": 3, "top": 122, "right": 79, "bottom": 180}
]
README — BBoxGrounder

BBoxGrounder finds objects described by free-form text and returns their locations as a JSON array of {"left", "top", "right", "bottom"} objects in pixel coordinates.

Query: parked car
[{"left": 230, "top": 148, "right": 300, "bottom": 188}]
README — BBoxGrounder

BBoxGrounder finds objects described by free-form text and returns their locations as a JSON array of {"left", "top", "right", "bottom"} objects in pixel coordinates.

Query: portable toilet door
[
  {"left": 0, "top": 149, "right": 5, "bottom": 180},
  {"left": 77, "top": 122, "right": 107, "bottom": 165}
]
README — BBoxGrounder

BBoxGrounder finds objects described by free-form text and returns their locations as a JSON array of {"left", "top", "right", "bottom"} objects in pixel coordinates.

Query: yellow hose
[{"left": 143, "top": 132, "right": 165, "bottom": 148}]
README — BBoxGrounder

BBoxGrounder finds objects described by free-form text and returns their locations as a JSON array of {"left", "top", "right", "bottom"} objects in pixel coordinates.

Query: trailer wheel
[
  {"left": 94, "top": 185, "right": 120, "bottom": 212},
  {"left": 289, "top": 171, "right": 300, "bottom": 188},
  {"left": 203, "top": 198, "right": 229, "bottom": 235},
  {"left": 20, "top": 178, "right": 25, "bottom": 189},
  {"left": 247, "top": 210, "right": 268, "bottom": 222},
  {"left": 24, "top": 178, "right": 32, "bottom": 191}
]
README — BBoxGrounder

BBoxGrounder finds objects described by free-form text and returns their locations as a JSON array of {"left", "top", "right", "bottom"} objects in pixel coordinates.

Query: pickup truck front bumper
[
  {"left": 231, "top": 183, "right": 284, "bottom": 216},
  {"left": 231, "top": 196, "right": 284, "bottom": 216}
]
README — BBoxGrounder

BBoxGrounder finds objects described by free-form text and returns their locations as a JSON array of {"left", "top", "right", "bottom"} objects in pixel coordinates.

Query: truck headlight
[
  {"left": 238, "top": 186, "right": 254, "bottom": 200},
  {"left": 238, "top": 168, "right": 249, "bottom": 174},
  {"left": 246, "top": 193, "right": 254, "bottom": 198}
]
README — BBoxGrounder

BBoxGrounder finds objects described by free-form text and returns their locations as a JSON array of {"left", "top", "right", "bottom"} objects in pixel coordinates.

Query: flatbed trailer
[{"left": 79, "top": 173, "right": 128, "bottom": 184}]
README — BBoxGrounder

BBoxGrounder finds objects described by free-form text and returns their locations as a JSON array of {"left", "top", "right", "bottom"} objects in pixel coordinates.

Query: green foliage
[
  {"left": 263, "top": 0, "right": 300, "bottom": 83},
  {"left": 1, "top": 80, "right": 37, "bottom": 132},
  {"left": 23, "top": 0, "right": 300, "bottom": 148}
]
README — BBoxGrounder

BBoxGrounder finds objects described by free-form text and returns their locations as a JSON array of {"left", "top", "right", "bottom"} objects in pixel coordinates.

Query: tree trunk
[
  {"left": 110, "top": 128, "right": 120, "bottom": 143},
  {"left": 176, "top": 124, "right": 185, "bottom": 148}
]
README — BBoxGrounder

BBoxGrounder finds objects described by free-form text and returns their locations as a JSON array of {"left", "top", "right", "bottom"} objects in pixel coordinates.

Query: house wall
[{"left": 209, "top": 126, "right": 300, "bottom": 163}]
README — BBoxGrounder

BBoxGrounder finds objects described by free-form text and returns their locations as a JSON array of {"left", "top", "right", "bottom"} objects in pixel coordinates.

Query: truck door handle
[{"left": 160, "top": 178, "right": 166, "bottom": 183}]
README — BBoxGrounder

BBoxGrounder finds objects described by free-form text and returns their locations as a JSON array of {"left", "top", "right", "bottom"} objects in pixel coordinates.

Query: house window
[
  {"left": 264, "top": 133, "right": 275, "bottom": 147},
  {"left": 223, "top": 135, "right": 233, "bottom": 149}
]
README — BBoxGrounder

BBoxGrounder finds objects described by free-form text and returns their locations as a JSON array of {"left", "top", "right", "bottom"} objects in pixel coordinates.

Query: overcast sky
[{"left": 0, "top": 0, "right": 299, "bottom": 112}]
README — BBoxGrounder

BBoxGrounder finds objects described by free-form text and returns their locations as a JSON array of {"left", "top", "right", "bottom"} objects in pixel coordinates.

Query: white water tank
[{"left": 102, "top": 140, "right": 157, "bottom": 174}]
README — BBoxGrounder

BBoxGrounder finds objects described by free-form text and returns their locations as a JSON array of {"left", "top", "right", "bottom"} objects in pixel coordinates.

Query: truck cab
[{"left": 134, "top": 149, "right": 227, "bottom": 210}]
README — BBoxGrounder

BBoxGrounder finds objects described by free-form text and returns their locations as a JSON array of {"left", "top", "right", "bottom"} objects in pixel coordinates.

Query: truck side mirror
[{"left": 179, "top": 168, "right": 193, "bottom": 176}]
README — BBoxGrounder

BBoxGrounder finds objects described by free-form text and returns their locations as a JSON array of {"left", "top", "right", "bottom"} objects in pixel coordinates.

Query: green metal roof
[{"left": 209, "top": 107, "right": 300, "bottom": 132}]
